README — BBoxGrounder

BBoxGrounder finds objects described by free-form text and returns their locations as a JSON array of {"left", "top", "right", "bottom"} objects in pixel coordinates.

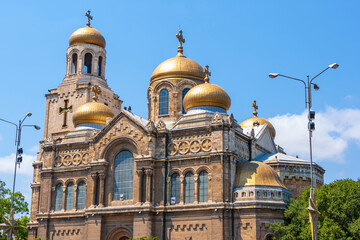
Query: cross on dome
[
  {"left": 252, "top": 100, "right": 258, "bottom": 117},
  {"left": 85, "top": 10, "right": 93, "bottom": 27},
  {"left": 176, "top": 30, "right": 185, "bottom": 54},
  {"left": 91, "top": 85, "right": 101, "bottom": 101},
  {"left": 204, "top": 65, "right": 211, "bottom": 82}
]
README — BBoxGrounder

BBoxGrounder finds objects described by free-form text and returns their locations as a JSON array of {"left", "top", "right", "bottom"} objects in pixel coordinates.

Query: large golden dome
[
  {"left": 150, "top": 53, "right": 205, "bottom": 83},
  {"left": 72, "top": 101, "right": 114, "bottom": 127},
  {"left": 235, "top": 161, "right": 286, "bottom": 188},
  {"left": 69, "top": 26, "right": 106, "bottom": 48},
  {"left": 183, "top": 82, "right": 231, "bottom": 112}
]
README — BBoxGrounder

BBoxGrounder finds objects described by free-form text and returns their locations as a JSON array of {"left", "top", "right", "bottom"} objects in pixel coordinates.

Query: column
[
  {"left": 98, "top": 173, "right": 105, "bottom": 207},
  {"left": 194, "top": 174, "right": 199, "bottom": 204},
  {"left": 61, "top": 186, "right": 66, "bottom": 211},
  {"left": 180, "top": 175, "right": 184, "bottom": 204},
  {"left": 73, "top": 185, "right": 78, "bottom": 210},
  {"left": 145, "top": 169, "right": 153, "bottom": 204},
  {"left": 136, "top": 170, "right": 144, "bottom": 204},
  {"left": 91, "top": 173, "right": 97, "bottom": 208},
  {"left": 50, "top": 186, "right": 56, "bottom": 212}
]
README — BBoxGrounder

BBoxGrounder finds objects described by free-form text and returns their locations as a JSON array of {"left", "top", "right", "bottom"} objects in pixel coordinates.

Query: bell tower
[{"left": 43, "top": 11, "right": 122, "bottom": 139}]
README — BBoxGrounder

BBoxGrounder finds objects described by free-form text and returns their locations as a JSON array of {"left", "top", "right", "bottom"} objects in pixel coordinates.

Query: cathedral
[{"left": 28, "top": 12, "right": 325, "bottom": 240}]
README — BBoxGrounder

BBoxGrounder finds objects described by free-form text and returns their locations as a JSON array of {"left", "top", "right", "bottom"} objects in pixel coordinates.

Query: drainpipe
[{"left": 162, "top": 133, "right": 169, "bottom": 240}]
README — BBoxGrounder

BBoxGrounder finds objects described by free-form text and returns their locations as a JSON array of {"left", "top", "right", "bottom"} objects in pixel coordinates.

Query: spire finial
[
  {"left": 204, "top": 65, "right": 211, "bottom": 83},
  {"left": 252, "top": 100, "right": 258, "bottom": 117},
  {"left": 91, "top": 85, "right": 101, "bottom": 102},
  {"left": 176, "top": 30, "right": 185, "bottom": 55},
  {"left": 85, "top": 10, "right": 93, "bottom": 27}
]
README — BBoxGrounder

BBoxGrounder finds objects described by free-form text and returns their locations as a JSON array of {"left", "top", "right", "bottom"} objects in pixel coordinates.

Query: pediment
[{"left": 255, "top": 124, "right": 277, "bottom": 154}]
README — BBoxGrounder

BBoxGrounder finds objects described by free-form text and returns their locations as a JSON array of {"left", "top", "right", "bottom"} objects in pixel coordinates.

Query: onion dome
[
  {"left": 69, "top": 10, "right": 106, "bottom": 48},
  {"left": 235, "top": 161, "right": 286, "bottom": 188},
  {"left": 72, "top": 86, "right": 113, "bottom": 127},
  {"left": 183, "top": 65, "right": 231, "bottom": 112},
  {"left": 150, "top": 30, "right": 205, "bottom": 83},
  {"left": 240, "top": 100, "right": 276, "bottom": 138}
]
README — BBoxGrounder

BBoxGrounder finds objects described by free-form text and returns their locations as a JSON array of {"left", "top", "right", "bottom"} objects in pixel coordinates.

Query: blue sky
[{"left": 0, "top": 0, "right": 359, "bottom": 204}]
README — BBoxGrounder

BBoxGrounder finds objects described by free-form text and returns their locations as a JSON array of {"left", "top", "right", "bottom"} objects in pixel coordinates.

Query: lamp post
[
  {"left": 0, "top": 113, "right": 40, "bottom": 239},
  {"left": 268, "top": 63, "right": 339, "bottom": 240}
]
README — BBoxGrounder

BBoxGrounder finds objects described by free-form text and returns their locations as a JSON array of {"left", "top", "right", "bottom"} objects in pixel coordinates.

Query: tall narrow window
[
  {"left": 148, "top": 94, "right": 151, "bottom": 119},
  {"left": 65, "top": 182, "right": 74, "bottom": 210},
  {"left": 76, "top": 181, "right": 86, "bottom": 210},
  {"left": 141, "top": 171, "right": 146, "bottom": 202},
  {"left": 198, "top": 171, "right": 208, "bottom": 202},
  {"left": 182, "top": 88, "right": 190, "bottom": 114},
  {"left": 170, "top": 173, "right": 180, "bottom": 205},
  {"left": 84, "top": 53, "right": 92, "bottom": 74},
  {"left": 159, "top": 88, "right": 169, "bottom": 115},
  {"left": 113, "top": 151, "right": 134, "bottom": 200},
  {"left": 184, "top": 172, "right": 194, "bottom": 203},
  {"left": 98, "top": 56, "right": 103, "bottom": 76},
  {"left": 54, "top": 184, "right": 63, "bottom": 211},
  {"left": 71, "top": 53, "right": 78, "bottom": 74}
]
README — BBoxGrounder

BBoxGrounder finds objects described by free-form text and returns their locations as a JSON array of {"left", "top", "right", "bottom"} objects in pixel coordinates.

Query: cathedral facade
[{"left": 28, "top": 13, "right": 324, "bottom": 240}]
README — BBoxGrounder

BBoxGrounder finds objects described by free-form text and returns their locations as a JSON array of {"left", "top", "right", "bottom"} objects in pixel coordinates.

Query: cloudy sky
[{"left": 0, "top": 0, "right": 359, "bottom": 204}]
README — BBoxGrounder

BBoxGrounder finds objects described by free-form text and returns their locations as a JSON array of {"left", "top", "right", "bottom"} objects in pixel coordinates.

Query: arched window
[
  {"left": 198, "top": 171, "right": 208, "bottom": 202},
  {"left": 97, "top": 56, "right": 103, "bottom": 76},
  {"left": 71, "top": 53, "right": 78, "bottom": 74},
  {"left": 65, "top": 182, "right": 74, "bottom": 210},
  {"left": 184, "top": 172, "right": 194, "bottom": 203},
  {"left": 54, "top": 184, "right": 63, "bottom": 211},
  {"left": 84, "top": 53, "right": 92, "bottom": 74},
  {"left": 170, "top": 173, "right": 180, "bottom": 205},
  {"left": 113, "top": 151, "right": 134, "bottom": 200},
  {"left": 159, "top": 88, "right": 169, "bottom": 115},
  {"left": 76, "top": 181, "right": 86, "bottom": 210},
  {"left": 182, "top": 88, "right": 190, "bottom": 114}
]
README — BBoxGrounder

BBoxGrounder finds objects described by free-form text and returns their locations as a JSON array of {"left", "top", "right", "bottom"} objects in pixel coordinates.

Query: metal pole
[
  {"left": 10, "top": 121, "right": 20, "bottom": 211},
  {"left": 307, "top": 75, "right": 314, "bottom": 199}
]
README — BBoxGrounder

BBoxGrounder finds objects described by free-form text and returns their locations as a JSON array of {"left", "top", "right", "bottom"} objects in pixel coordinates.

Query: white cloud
[
  {"left": 0, "top": 153, "right": 36, "bottom": 176},
  {"left": 269, "top": 107, "right": 360, "bottom": 163}
]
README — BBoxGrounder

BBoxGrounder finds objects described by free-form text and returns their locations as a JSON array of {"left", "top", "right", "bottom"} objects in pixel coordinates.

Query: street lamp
[
  {"left": 269, "top": 63, "right": 338, "bottom": 240},
  {"left": 0, "top": 113, "right": 40, "bottom": 239}
]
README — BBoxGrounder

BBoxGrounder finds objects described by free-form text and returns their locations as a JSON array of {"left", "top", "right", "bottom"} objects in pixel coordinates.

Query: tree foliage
[
  {"left": 0, "top": 180, "right": 29, "bottom": 240},
  {"left": 270, "top": 179, "right": 360, "bottom": 240}
]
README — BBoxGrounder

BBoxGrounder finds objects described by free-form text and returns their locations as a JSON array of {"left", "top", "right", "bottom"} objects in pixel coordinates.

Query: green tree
[
  {"left": 0, "top": 180, "right": 29, "bottom": 240},
  {"left": 270, "top": 179, "right": 360, "bottom": 240}
]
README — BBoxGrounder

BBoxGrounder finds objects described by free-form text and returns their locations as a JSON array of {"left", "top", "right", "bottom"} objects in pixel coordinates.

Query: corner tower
[
  {"left": 43, "top": 11, "right": 122, "bottom": 139},
  {"left": 148, "top": 30, "right": 205, "bottom": 124}
]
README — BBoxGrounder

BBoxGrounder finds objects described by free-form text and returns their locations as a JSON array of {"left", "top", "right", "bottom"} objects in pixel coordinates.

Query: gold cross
[
  {"left": 59, "top": 99, "right": 72, "bottom": 128},
  {"left": 91, "top": 85, "right": 101, "bottom": 101},
  {"left": 204, "top": 65, "right": 211, "bottom": 82},
  {"left": 176, "top": 30, "right": 185, "bottom": 54},
  {"left": 85, "top": 10, "right": 93, "bottom": 27},
  {"left": 252, "top": 100, "right": 258, "bottom": 117}
]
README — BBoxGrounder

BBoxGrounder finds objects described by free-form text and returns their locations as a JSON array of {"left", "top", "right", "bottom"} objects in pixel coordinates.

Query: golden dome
[
  {"left": 72, "top": 101, "right": 114, "bottom": 127},
  {"left": 69, "top": 26, "right": 106, "bottom": 48},
  {"left": 183, "top": 82, "right": 231, "bottom": 112},
  {"left": 150, "top": 53, "right": 205, "bottom": 83},
  {"left": 240, "top": 117, "right": 276, "bottom": 138},
  {"left": 235, "top": 161, "right": 286, "bottom": 188}
]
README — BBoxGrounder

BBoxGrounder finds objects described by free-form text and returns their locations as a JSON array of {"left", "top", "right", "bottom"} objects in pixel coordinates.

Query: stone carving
[
  {"left": 168, "top": 143, "right": 178, "bottom": 156},
  {"left": 190, "top": 140, "right": 201, "bottom": 153},
  {"left": 146, "top": 120, "right": 156, "bottom": 132},
  {"left": 178, "top": 142, "right": 190, "bottom": 154},
  {"left": 157, "top": 120, "right": 167, "bottom": 131},
  {"left": 53, "top": 152, "right": 91, "bottom": 167},
  {"left": 201, "top": 139, "right": 212, "bottom": 152},
  {"left": 212, "top": 113, "right": 223, "bottom": 123}
]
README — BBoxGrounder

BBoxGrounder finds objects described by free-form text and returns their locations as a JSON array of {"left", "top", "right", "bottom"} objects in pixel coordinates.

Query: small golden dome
[
  {"left": 69, "top": 26, "right": 106, "bottom": 48},
  {"left": 240, "top": 100, "right": 276, "bottom": 137},
  {"left": 150, "top": 53, "right": 205, "bottom": 83},
  {"left": 240, "top": 117, "right": 276, "bottom": 138},
  {"left": 183, "top": 82, "right": 231, "bottom": 112},
  {"left": 235, "top": 161, "right": 286, "bottom": 188},
  {"left": 72, "top": 101, "right": 114, "bottom": 127}
]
